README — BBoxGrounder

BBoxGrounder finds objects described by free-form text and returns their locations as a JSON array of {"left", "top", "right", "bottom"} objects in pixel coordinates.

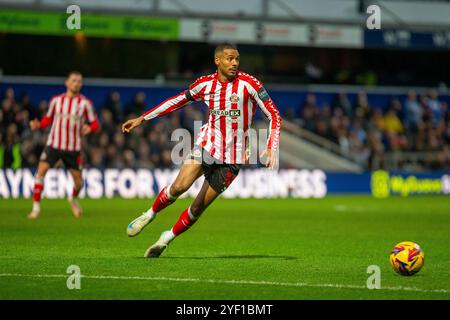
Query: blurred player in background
[
  {"left": 122, "top": 43, "right": 282, "bottom": 257},
  {"left": 28, "top": 71, "right": 99, "bottom": 219}
]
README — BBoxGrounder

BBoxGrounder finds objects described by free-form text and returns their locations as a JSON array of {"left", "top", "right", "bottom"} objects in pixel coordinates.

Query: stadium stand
[{"left": 2, "top": 84, "right": 449, "bottom": 171}]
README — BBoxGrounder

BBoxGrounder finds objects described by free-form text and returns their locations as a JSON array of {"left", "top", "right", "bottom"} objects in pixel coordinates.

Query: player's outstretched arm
[
  {"left": 30, "top": 96, "right": 57, "bottom": 131},
  {"left": 29, "top": 118, "right": 41, "bottom": 131},
  {"left": 122, "top": 115, "right": 144, "bottom": 134},
  {"left": 30, "top": 116, "right": 52, "bottom": 131}
]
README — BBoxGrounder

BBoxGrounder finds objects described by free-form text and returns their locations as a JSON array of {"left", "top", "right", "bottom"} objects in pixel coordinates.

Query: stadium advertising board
[
  {"left": 326, "top": 171, "right": 450, "bottom": 197},
  {"left": 179, "top": 18, "right": 204, "bottom": 41},
  {"left": 0, "top": 169, "right": 326, "bottom": 199},
  {"left": 1, "top": 169, "right": 449, "bottom": 199},
  {"left": 0, "top": 9, "right": 179, "bottom": 40},
  {"left": 370, "top": 170, "right": 450, "bottom": 198},
  {"left": 313, "top": 24, "right": 363, "bottom": 48},
  {"left": 364, "top": 29, "right": 450, "bottom": 50},
  {"left": 208, "top": 20, "right": 257, "bottom": 44},
  {"left": 261, "top": 23, "right": 309, "bottom": 45}
]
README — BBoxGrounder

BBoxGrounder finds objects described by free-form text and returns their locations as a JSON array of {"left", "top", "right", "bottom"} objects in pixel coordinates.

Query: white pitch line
[{"left": 0, "top": 273, "right": 449, "bottom": 294}]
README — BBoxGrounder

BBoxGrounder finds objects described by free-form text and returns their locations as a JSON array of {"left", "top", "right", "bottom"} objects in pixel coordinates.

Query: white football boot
[
  {"left": 144, "top": 231, "right": 174, "bottom": 258},
  {"left": 27, "top": 210, "right": 40, "bottom": 220},
  {"left": 28, "top": 202, "right": 41, "bottom": 219},
  {"left": 127, "top": 212, "right": 155, "bottom": 237}
]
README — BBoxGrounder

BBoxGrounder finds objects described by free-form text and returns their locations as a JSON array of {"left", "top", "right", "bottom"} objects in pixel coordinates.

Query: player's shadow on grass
[{"left": 159, "top": 255, "right": 299, "bottom": 260}]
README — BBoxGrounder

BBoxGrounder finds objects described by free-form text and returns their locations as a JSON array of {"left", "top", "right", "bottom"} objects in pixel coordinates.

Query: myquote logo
[
  {"left": 371, "top": 170, "right": 450, "bottom": 198},
  {"left": 371, "top": 170, "right": 390, "bottom": 198}
]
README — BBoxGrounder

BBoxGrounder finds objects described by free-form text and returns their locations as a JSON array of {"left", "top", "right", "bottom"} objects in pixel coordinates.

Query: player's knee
[
  {"left": 170, "top": 181, "right": 188, "bottom": 197},
  {"left": 189, "top": 203, "right": 204, "bottom": 218}
]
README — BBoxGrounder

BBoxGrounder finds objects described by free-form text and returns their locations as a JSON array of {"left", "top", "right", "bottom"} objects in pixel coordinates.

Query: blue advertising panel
[
  {"left": 1, "top": 169, "right": 449, "bottom": 199},
  {"left": 364, "top": 29, "right": 450, "bottom": 50}
]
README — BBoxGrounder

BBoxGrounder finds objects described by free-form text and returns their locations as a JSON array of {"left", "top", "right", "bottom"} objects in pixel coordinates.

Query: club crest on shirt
[{"left": 229, "top": 94, "right": 239, "bottom": 103}]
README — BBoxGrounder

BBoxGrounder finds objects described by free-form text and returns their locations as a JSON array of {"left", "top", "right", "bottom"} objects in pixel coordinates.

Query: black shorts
[
  {"left": 188, "top": 146, "right": 241, "bottom": 194},
  {"left": 40, "top": 146, "right": 83, "bottom": 171}
]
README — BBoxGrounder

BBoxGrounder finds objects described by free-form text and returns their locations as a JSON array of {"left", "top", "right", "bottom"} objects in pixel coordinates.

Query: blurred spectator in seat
[
  {"left": 350, "top": 118, "right": 367, "bottom": 146},
  {"left": 100, "top": 109, "right": 115, "bottom": 136},
  {"left": 20, "top": 93, "right": 37, "bottom": 120},
  {"left": 384, "top": 107, "right": 407, "bottom": 151},
  {"left": 105, "top": 91, "right": 124, "bottom": 123},
  {"left": 127, "top": 91, "right": 146, "bottom": 116},
  {"left": 428, "top": 89, "right": 443, "bottom": 127},
  {"left": 332, "top": 92, "right": 352, "bottom": 118},
  {"left": 138, "top": 139, "right": 153, "bottom": 169},
  {"left": 89, "top": 147, "right": 105, "bottom": 169},
  {"left": 123, "top": 149, "right": 137, "bottom": 169},
  {"left": 368, "top": 107, "right": 385, "bottom": 132},
  {"left": 337, "top": 128, "right": 350, "bottom": 156},
  {"left": 284, "top": 107, "right": 295, "bottom": 121},
  {"left": 2, "top": 87, "right": 17, "bottom": 109},
  {"left": 301, "top": 93, "right": 317, "bottom": 132},
  {"left": 354, "top": 91, "right": 371, "bottom": 120},
  {"left": 2, "top": 123, "right": 21, "bottom": 169},
  {"left": 161, "top": 149, "right": 174, "bottom": 169},
  {"left": 404, "top": 90, "right": 422, "bottom": 131},
  {"left": 182, "top": 106, "right": 203, "bottom": 134},
  {"left": 1, "top": 98, "right": 15, "bottom": 129},
  {"left": 384, "top": 108, "right": 403, "bottom": 135}
]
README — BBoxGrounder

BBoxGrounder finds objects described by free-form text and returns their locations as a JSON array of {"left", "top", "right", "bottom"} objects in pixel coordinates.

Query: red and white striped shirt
[
  {"left": 142, "top": 71, "right": 282, "bottom": 164},
  {"left": 40, "top": 94, "right": 99, "bottom": 152}
]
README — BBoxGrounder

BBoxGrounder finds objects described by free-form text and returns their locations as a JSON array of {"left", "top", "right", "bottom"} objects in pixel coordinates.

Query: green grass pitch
[{"left": 1, "top": 196, "right": 449, "bottom": 300}]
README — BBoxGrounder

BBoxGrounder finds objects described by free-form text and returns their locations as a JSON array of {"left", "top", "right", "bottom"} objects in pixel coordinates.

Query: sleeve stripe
[{"left": 142, "top": 92, "right": 188, "bottom": 120}]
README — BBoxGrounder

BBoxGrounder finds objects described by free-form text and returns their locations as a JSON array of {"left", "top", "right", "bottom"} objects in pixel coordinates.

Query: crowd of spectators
[
  {"left": 285, "top": 89, "right": 450, "bottom": 170},
  {"left": 1, "top": 87, "right": 450, "bottom": 171},
  {"left": 0, "top": 88, "right": 206, "bottom": 170}
]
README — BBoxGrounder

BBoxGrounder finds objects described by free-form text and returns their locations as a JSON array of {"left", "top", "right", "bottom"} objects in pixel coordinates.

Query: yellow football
[{"left": 390, "top": 241, "right": 425, "bottom": 276}]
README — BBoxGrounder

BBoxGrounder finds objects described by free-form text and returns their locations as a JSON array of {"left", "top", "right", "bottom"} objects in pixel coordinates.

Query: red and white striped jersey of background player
[
  {"left": 142, "top": 71, "right": 282, "bottom": 164},
  {"left": 39, "top": 94, "right": 100, "bottom": 151}
]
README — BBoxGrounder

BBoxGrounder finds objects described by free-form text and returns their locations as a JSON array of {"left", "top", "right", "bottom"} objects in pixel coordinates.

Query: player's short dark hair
[
  {"left": 67, "top": 70, "right": 82, "bottom": 79},
  {"left": 214, "top": 43, "right": 238, "bottom": 56}
]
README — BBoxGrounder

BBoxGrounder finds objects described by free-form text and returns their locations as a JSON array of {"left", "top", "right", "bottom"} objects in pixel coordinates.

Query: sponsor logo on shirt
[{"left": 210, "top": 110, "right": 241, "bottom": 117}]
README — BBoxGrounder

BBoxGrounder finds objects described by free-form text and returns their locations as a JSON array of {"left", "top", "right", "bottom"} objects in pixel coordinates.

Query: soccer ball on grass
[{"left": 389, "top": 241, "right": 425, "bottom": 276}]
